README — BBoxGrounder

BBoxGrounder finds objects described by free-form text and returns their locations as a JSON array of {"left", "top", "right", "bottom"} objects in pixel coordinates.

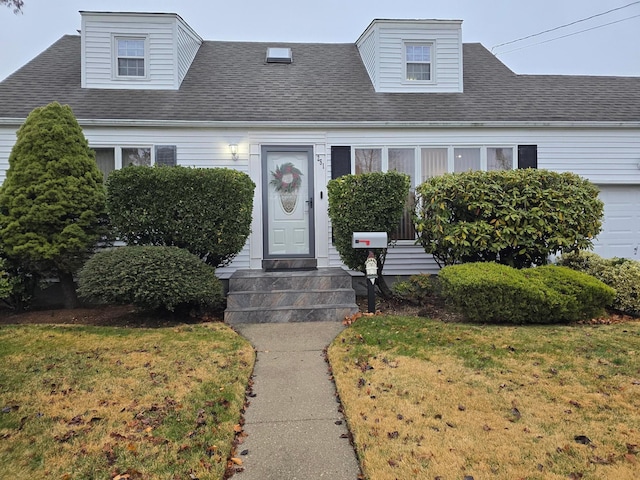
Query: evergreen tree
[{"left": 0, "top": 102, "right": 107, "bottom": 308}]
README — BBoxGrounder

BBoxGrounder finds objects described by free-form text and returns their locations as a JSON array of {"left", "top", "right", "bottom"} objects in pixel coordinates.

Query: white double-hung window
[
  {"left": 115, "top": 37, "right": 147, "bottom": 77},
  {"left": 405, "top": 43, "right": 432, "bottom": 81}
]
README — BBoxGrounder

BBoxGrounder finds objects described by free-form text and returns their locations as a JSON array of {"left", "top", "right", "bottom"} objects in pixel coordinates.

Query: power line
[
  {"left": 491, "top": 1, "right": 640, "bottom": 52},
  {"left": 495, "top": 13, "right": 640, "bottom": 56}
]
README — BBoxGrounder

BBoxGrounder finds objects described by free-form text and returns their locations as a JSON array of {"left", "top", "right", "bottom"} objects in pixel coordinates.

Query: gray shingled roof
[{"left": 0, "top": 35, "right": 639, "bottom": 123}]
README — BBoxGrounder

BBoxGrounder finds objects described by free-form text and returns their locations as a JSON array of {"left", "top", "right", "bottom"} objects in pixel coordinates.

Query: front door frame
[{"left": 261, "top": 145, "right": 315, "bottom": 260}]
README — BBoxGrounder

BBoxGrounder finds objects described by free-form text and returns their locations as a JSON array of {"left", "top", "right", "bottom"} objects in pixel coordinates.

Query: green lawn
[
  {"left": 0, "top": 323, "right": 254, "bottom": 479},
  {"left": 329, "top": 315, "right": 640, "bottom": 480}
]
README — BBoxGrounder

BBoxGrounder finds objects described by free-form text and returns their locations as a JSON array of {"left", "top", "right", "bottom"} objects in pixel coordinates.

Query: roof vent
[{"left": 266, "top": 47, "right": 292, "bottom": 64}]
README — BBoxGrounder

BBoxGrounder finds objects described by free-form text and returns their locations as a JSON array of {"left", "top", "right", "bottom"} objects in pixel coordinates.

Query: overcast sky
[{"left": 1, "top": 0, "right": 639, "bottom": 81}]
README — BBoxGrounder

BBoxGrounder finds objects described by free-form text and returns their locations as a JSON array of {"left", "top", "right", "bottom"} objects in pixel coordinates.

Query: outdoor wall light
[{"left": 229, "top": 144, "right": 239, "bottom": 161}]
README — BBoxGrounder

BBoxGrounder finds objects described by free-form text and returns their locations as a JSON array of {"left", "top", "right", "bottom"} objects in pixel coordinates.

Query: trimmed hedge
[
  {"left": 327, "top": 171, "right": 410, "bottom": 277},
  {"left": 559, "top": 251, "right": 640, "bottom": 316},
  {"left": 106, "top": 166, "right": 255, "bottom": 268},
  {"left": 523, "top": 265, "right": 616, "bottom": 321},
  {"left": 438, "top": 263, "right": 614, "bottom": 324},
  {"left": 78, "top": 246, "right": 223, "bottom": 312},
  {"left": 415, "top": 169, "right": 603, "bottom": 268}
]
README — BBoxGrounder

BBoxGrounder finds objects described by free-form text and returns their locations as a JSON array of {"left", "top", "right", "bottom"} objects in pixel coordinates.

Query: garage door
[{"left": 593, "top": 185, "right": 640, "bottom": 260}]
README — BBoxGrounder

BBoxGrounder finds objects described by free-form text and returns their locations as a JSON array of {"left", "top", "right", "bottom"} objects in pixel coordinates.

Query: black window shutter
[
  {"left": 331, "top": 146, "right": 351, "bottom": 179},
  {"left": 517, "top": 145, "right": 537, "bottom": 169},
  {"left": 155, "top": 145, "right": 177, "bottom": 167}
]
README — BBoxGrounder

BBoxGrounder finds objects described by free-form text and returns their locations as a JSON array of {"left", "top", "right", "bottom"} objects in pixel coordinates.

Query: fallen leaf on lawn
[
  {"left": 574, "top": 435, "right": 592, "bottom": 445},
  {"left": 233, "top": 424, "right": 243, "bottom": 433},
  {"left": 126, "top": 443, "right": 138, "bottom": 453},
  {"left": 68, "top": 415, "right": 84, "bottom": 425},
  {"left": 591, "top": 455, "right": 615, "bottom": 465},
  {"left": 54, "top": 430, "right": 77, "bottom": 443},
  {"left": 231, "top": 457, "right": 243, "bottom": 466},
  {"left": 568, "top": 473, "right": 583, "bottom": 480}
]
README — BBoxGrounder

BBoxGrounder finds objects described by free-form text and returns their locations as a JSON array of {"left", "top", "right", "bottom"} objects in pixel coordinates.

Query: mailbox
[{"left": 352, "top": 232, "right": 388, "bottom": 249}]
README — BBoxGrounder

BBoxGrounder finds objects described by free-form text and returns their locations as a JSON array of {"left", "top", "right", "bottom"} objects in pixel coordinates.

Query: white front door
[{"left": 262, "top": 146, "right": 315, "bottom": 258}]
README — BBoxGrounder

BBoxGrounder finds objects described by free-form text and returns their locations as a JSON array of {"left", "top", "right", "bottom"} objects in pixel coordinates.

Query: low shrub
[
  {"left": 391, "top": 274, "right": 434, "bottom": 305},
  {"left": 439, "top": 263, "right": 613, "bottom": 324},
  {"left": 559, "top": 251, "right": 640, "bottom": 316},
  {"left": 524, "top": 266, "right": 615, "bottom": 321},
  {"left": 78, "top": 246, "right": 223, "bottom": 312}
]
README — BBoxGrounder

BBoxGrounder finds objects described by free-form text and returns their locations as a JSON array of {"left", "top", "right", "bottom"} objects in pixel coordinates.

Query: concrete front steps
[{"left": 224, "top": 268, "right": 359, "bottom": 324}]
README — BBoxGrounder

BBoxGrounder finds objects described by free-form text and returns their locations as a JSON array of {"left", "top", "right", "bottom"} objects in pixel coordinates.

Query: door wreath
[{"left": 270, "top": 162, "right": 303, "bottom": 214}]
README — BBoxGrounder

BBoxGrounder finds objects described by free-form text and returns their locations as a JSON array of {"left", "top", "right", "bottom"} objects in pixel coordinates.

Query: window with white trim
[
  {"left": 352, "top": 145, "right": 517, "bottom": 240},
  {"left": 487, "top": 147, "right": 514, "bottom": 171},
  {"left": 91, "top": 145, "right": 177, "bottom": 181},
  {"left": 116, "top": 37, "right": 146, "bottom": 77},
  {"left": 405, "top": 43, "right": 432, "bottom": 81}
]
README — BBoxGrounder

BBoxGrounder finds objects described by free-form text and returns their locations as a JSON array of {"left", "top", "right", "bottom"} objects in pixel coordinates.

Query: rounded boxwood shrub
[
  {"left": 78, "top": 246, "right": 223, "bottom": 312},
  {"left": 439, "top": 262, "right": 614, "bottom": 324},
  {"left": 559, "top": 251, "right": 640, "bottom": 316}
]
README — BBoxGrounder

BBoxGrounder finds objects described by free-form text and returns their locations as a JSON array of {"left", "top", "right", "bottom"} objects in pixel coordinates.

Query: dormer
[
  {"left": 80, "top": 11, "right": 202, "bottom": 90},
  {"left": 356, "top": 19, "right": 463, "bottom": 93}
]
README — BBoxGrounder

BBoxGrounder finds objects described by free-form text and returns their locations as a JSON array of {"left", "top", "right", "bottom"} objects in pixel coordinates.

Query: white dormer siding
[
  {"left": 177, "top": 21, "right": 201, "bottom": 84},
  {"left": 80, "top": 11, "right": 202, "bottom": 90},
  {"left": 356, "top": 19, "right": 463, "bottom": 93}
]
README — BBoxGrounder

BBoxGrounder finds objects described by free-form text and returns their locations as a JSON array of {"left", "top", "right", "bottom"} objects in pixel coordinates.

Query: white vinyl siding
[
  {"left": 81, "top": 12, "right": 200, "bottom": 90},
  {"left": 356, "top": 27, "right": 377, "bottom": 87},
  {"left": 357, "top": 19, "right": 463, "bottom": 93},
  {"left": 176, "top": 21, "right": 202, "bottom": 85}
]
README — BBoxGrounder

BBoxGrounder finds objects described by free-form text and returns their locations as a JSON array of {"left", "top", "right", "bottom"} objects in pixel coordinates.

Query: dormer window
[
  {"left": 115, "top": 37, "right": 147, "bottom": 77},
  {"left": 405, "top": 43, "right": 432, "bottom": 81}
]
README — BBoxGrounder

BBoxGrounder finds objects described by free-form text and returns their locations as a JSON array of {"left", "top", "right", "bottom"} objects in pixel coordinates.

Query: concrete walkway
[{"left": 234, "top": 322, "right": 361, "bottom": 479}]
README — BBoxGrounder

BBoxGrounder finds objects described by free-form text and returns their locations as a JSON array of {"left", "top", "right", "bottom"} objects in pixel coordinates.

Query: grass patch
[
  {"left": 328, "top": 316, "right": 640, "bottom": 480},
  {"left": 0, "top": 323, "right": 254, "bottom": 479}
]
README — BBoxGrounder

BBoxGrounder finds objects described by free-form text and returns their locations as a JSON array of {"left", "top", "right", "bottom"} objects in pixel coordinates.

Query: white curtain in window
[
  {"left": 454, "top": 148, "right": 481, "bottom": 172},
  {"left": 94, "top": 148, "right": 115, "bottom": 180},
  {"left": 389, "top": 148, "right": 415, "bottom": 185},
  {"left": 420, "top": 148, "right": 448, "bottom": 181}
]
